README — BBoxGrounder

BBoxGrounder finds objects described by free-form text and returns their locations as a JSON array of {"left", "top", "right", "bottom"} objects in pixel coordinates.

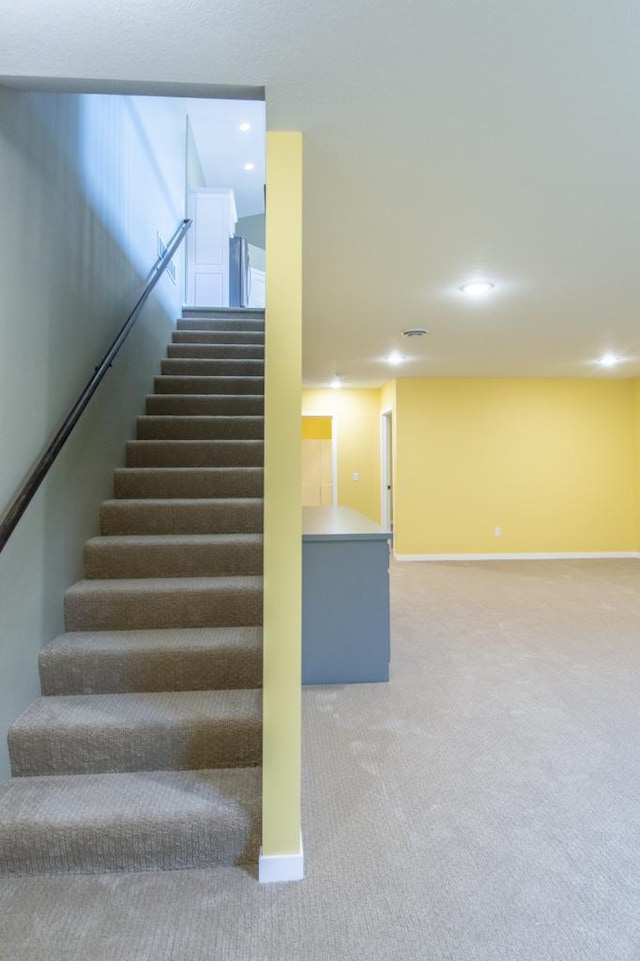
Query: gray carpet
[
  {"left": 0, "top": 768, "right": 261, "bottom": 875},
  {"left": 8, "top": 689, "right": 262, "bottom": 776},
  {"left": 99, "top": 498, "right": 264, "bottom": 535},
  {"left": 113, "top": 466, "right": 263, "bottom": 498},
  {"left": 2, "top": 558, "right": 639, "bottom": 960},
  {"left": 136, "top": 415, "right": 265, "bottom": 438},
  {"left": 39, "top": 626, "right": 263, "bottom": 695}
]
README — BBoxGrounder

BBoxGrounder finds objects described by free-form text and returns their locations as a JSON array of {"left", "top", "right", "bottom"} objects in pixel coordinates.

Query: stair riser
[
  {"left": 113, "top": 469, "right": 263, "bottom": 499},
  {"left": 126, "top": 441, "right": 264, "bottom": 468},
  {"left": 137, "top": 416, "right": 264, "bottom": 440},
  {"left": 181, "top": 308, "right": 264, "bottom": 318},
  {"left": 154, "top": 376, "right": 264, "bottom": 395},
  {"left": 100, "top": 500, "right": 263, "bottom": 535},
  {"left": 172, "top": 331, "right": 264, "bottom": 345},
  {"left": 64, "top": 585, "right": 263, "bottom": 631},
  {"left": 84, "top": 542, "right": 263, "bottom": 579},
  {"left": 9, "top": 720, "right": 262, "bottom": 777},
  {"left": 0, "top": 768, "right": 261, "bottom": 876},
  {"left": 146, "top": 394, "right": 264, "bottom": 416},
  {"left": 161, "top": 359, "right": 264, "bottom": 377},
  {"left": 167, "top": 345, "right": 264, "bottom": 360},
  {"left": 40, "top": 648, "right": 263, "bottom": 696},
  {"left": 178, "top": 318, "right": 264, "bottom": 332}
]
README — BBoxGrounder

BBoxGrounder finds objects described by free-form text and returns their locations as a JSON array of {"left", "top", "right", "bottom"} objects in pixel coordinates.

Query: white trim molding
[
  {"left": 394, "top": 551, "right": 640, "bottom": 562},
  {"left": 259, "top": 834, "right": 304, "bottom": 883},
  {"left": 380, "top": 408, "right": 393, "bottom": 531}
]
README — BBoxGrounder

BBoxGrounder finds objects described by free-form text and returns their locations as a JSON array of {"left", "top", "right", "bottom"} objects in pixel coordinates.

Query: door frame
[{"left": 380, "top": 408, "right": 393, "bottom": 531}]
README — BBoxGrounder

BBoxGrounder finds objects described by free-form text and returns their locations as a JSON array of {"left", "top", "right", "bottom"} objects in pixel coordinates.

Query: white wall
[
  {"left": 0, "top": 87, "right": 186, "bottom": 780},
  {"left": 186, "top": 115, "right": 206, "bottom": 190}
]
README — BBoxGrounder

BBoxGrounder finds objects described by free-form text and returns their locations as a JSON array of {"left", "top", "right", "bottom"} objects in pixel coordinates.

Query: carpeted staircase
[{"left": 0, "top": 308, "right": 265, "bottom": 875}]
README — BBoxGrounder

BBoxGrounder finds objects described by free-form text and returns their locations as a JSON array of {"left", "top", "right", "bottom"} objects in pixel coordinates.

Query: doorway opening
[{"left": 183, "top": 98, "right": 266, "bottom": 308}]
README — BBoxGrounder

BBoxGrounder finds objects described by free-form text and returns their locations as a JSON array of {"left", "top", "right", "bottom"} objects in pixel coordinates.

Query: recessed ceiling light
[
  {"left": 243, "top": 162, "right": 256, "bottom": 172},
  {"left": 459, "top": 280, "right": 495, "bottom": 298},
  {"left": 598, "top": 352, "right": 620, "bottom": 368},
  {"left": 386, "top": 351, "right": 404, "bottom": 366},
  {"left": 331, "top": 375, "right": 342, "bottom": 389},
  {"left": 239, "top": 122, "right": 251, "bottom": 132}
]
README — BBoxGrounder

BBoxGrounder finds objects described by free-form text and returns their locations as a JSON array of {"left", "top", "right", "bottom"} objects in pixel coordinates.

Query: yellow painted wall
[
  {"left": 633, "top": 379, "right": 640, "bottom": 548},
  {"left": 301, "top": 415, "right": 332, "bottom": 440},
  {"left": 380, "top": 380, "right": 396, "bottom": 413},
  {"left": 394, "top": 378, "right": 637, "bottom": 556},
  {"left": 302, "top": 389, "right": 381, "bottom": 522},
  {"left": 262, "top": 132, "right": 302, "bottom": 859}
]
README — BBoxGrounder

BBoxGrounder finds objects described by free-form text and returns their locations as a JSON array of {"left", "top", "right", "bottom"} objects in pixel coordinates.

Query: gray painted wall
[
  {"left": 0, "top": 88, "right": 185, "bottom": 780},
  {"left": 236, "top": 213, "right": 265, "bottom": 250}
]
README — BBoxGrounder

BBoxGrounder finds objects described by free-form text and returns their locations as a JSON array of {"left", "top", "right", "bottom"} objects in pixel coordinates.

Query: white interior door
[
  {"left": 185, "top": 188, "right": 237, "bottom": 306},
  {"left": 302, "top": 439, "right": 333, "bottom": 506}
]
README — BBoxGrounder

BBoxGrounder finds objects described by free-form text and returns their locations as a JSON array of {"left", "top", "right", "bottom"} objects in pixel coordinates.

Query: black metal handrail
[{"left": 0, "top": 218, "right": 192, "bottom": 554}]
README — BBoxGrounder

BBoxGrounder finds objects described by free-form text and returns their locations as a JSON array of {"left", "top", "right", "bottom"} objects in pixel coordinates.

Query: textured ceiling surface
[{"left": 2, "top": 0, "right": 640, "bottom": 384}]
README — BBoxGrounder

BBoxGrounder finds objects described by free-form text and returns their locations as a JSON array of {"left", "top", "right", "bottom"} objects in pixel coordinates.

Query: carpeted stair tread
[
  {"left": 172, "top": 330, "right": 264, "bottom": 345},
  {"left": 167, "top": 344, "right": 264, "bottom": 359},
  {"left": 126, "top": 439, "right": 264, "bottom": 468},
  {"left": 84, "top": 533, "right": 263, "bottom": 578},
  {"left": 100, "top": 498, "right": 263, "bottom": 535},
  {"left": 0, "top": 767, "right": 261, "bottom": 875},
  {"left": 137, "top": 415, "right": 264, "bottom": 440},
  {"left": 145, "top": 393, "right": 264, "bottom": 416},
  {"left": 154, "top": 375, "right": 264, "bottom": 395},
  {"left": 8, "top": 689, "right": 262, "bottom": 777},
  {"left": 39, "top": 626, "right": 263, "bottom": 695},
  {"left": 114, "top": 467, "right": 263, "bottom": 499},
  {"left": 64, "top": 575, "right": 263, "bottom": 631}
]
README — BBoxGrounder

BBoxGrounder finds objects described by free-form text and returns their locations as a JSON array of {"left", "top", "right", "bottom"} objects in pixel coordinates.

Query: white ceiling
[
  {"left": 183, "top": 99, "right": 265, "bottom": 220},
  {"left": 3, "top": 0, "right": 640, "bottom": 386}
]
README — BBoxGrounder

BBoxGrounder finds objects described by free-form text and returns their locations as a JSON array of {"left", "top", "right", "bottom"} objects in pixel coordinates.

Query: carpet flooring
[{"left": 1, "top": 558, "right": 640, "bottom": 960}]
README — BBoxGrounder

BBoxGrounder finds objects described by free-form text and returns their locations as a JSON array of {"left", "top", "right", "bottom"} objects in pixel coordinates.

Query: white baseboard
[
  {"left": 259, "top": 834, "right": 304, "bottom": 883},
  {"left": 394, "top": 551, "right": 640, "bottom": 562}
]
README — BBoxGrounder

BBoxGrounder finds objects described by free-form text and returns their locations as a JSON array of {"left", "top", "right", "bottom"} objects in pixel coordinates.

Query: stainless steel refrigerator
[{"left": 229, "top": 236, "right": 252, "bottom": 307}]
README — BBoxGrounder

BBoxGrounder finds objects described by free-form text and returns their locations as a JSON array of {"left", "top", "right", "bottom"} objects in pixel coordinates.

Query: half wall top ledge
[{"left": 0, "top": 77, "right": 265, "bottom": 101}]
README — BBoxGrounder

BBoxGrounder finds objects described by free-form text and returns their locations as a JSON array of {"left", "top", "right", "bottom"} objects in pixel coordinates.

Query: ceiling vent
[{"left": 402, "top": 328, "right": 429, "bottom": 338}]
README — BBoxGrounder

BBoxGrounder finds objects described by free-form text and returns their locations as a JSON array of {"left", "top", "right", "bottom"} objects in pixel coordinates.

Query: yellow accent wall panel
[
  {"left": 302, "top": 388, "right": 382, "bottom": 522},
  {"left": 394, "top": 378, "right": 637, "bottom": 556},
  {"left": 262, "top": 132, "right": 302, "bottom": 859},
  {"left": 633, "top": 379, "right": 640, "bottom": 547},
  {"left": 301, "top": 415, "right": 332, "bottom": 440}
]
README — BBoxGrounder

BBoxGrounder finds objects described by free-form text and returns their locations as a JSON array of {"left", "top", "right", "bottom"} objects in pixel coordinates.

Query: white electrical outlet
[
  {"left": 494, "top": 526, "right": 502, "bottom": 536},
  {"left": 352, "top": 472, "right": 359, "bottom": 481}
]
